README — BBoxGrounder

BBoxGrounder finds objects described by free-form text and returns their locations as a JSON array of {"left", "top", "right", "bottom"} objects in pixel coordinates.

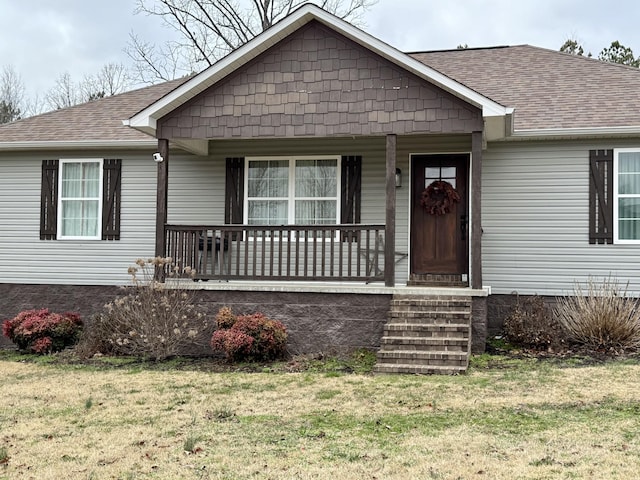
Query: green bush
[
  {"left": 2, "top": 308, "right": 83, "bottom": 354},
  {"left": 555, "top": 276, "right": 640, "bottom": 351},
  {"left": 210, "top": 308, "right": 287, "bottom": 362}
]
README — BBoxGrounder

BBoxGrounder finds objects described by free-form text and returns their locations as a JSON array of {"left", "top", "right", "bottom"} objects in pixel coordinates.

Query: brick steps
[
  {"left": 374, "top": 363, "right": 464, "bottom": 375},
  {"left": 374, "top": 294, "right": 472, "bottom": 375}
]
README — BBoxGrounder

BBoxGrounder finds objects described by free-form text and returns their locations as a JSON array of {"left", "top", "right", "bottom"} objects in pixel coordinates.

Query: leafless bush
[
  {"left": 555, "top": 276, "right": 640, "bottom": 351},
  {"left": 76, "top": 257, "right": 210, "bottom": 360},
  {"left": 503, "top": 295, "right": 565, "bottom": 349}
]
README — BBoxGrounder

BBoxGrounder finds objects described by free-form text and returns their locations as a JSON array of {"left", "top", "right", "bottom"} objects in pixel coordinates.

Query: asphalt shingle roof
[
  {"left": 0, "top": 77, "right": 188, "bottom": 143},
  {"left": 411, "top": 45, "right": 640, "bottom": 131},
  {"left": 2, "top": 44, "right": 640, "bottom": 144}
]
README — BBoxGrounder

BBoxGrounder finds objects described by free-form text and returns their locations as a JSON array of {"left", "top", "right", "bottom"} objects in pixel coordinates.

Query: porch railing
[{"left": 164, "top": 224, "right": 386, "bottom": 282}]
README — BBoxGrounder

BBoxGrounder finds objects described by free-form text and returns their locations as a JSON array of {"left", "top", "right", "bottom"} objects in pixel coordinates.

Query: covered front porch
[{"left": 153, "top": 132, "right": 484, "bottom": 289}]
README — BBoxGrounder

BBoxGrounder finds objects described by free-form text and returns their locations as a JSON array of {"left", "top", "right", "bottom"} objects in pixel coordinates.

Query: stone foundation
[
  {"left": 486, "top": 293, "right": 558, "bottom": 336},
  {"left": 0, "top": 283, "right": 495, "bottom": 355},
  {"left": 0, "top": 283, "right": 391, "bottom": 354},
  {"left": 471, "top": 296, "right": 487, "bottom": 353}
]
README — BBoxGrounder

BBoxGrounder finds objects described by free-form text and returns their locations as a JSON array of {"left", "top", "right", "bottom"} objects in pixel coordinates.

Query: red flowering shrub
[
  {"left": 2, "top": 308, "right": 83, "bottom": 354},
  {"left": 210, "top": 308, "right": 287, "bottom": 362}
]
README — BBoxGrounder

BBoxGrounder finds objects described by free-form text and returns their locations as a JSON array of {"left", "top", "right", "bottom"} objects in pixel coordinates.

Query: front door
[{"left": 410, "top": 154, "right": 469, "bottom": 282}]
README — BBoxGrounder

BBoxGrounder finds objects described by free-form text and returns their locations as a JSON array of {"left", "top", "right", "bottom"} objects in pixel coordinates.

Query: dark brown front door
[{"left": 410, "top": 154, "right": 469, "bottom": 278}]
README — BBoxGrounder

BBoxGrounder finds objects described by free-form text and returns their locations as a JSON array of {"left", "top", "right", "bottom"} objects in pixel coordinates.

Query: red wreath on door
[{"left": 420, "top": 180, "right": 461, "bottom": 215}]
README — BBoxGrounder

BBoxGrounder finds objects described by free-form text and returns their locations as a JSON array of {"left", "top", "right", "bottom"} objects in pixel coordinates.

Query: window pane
[
  {"left": 295, "top": 200, "right": 337, "bottom": 224},
  {"left": 248, "top": 200, "right": 287, "bottom": 225},
  {"left": 441, "top": 167, "right": 456, "bottom": 178},
  {"left": 295, "top": 159, "right": 337, "bottom": 197},
  {"left": 619, "top": 219, "right": 640, "bottom": 240},
  {"left": 61, "top": 199, "right": 99, "bottom": 236},
  {"left": 425, "top": 167, "right": 440, "bottom": 179},
  {"left": 248, "top": 160, "right": 288, "bottom": 197},
  {"left": 619, "top": 152, "right": 640, "bottom": 173},
  {"left": 619, "top": 174, "right": 640, "bottom": 195},
  {"left": 83, "top": 163, "right": 100, "bottom": 197},
  {"left": 619, "top": 198, "right": 640, "bottom": 219},
  {"left": 62, "top": 162, "right": 100, "bottom": 197},
  {"left": 619, "top": 198, "right": 640, "bottom": 240}
]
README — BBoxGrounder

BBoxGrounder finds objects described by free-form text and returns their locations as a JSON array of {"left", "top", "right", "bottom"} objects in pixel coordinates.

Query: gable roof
[
  {"left": 412, "top": 45, "right": 640, "bottom": 136},
  {"left": 3, "top": 13, "right": 640, "bottom": 149},
  {"left": 0, "top": 77, "right": 188, "bottom": 150},
  {"left": 126, "top": 3, "right": 511, "bottom": 140}
]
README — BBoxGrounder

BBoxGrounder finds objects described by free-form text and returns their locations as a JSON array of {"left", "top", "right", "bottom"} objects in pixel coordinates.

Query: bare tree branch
[
  {"left": 44, "top": 64, "right": 132, "bottom": 111},
  {"left": 127, "top": 0, "right": 378, "bottom": 84},
  {"left": 0, "top": 65, "right": 25, "bottom": 123}
]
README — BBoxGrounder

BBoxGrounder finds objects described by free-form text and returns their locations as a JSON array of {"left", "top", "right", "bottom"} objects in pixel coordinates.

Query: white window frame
[
  {"left": 244, "top": 155, "right": 342, "bottom": 228},
  {"left": 57, "top": 158, "right": 103, "bottom": 240}
]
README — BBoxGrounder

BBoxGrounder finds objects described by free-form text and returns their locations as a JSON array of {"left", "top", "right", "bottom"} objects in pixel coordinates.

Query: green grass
[{"left": 3, "top": 348, "right": 640, "bottom": 478}]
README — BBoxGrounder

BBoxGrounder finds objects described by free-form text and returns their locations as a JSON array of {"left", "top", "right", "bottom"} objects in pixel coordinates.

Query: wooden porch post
[
  {"left": 155, "top": 139, "right": 169, "bottom": 280},
  {"left": 471, "top": 131, "right": 483, "bottom": 289},
  {"left": 385, "top": 134, "right": 397, "bottom": 287}
]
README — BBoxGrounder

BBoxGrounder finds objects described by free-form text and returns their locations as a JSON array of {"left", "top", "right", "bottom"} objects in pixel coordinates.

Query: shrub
[
  {"left": 210, "top": 308, "right": 287, "bottom": 362},
  {"left": 503, "top": 295, "right": 565, "bottom": 350},
  {"left": 2, "top": 308, "right": 83, "bottom": 354},
  {"left": 215, "top": 306, "right": 236, "bottom": 329},
  {"left": 555, "top": 276, "right": 640, "bottom": 351},
  {"left": 75, "top": 257, "right": 210, "bottom": 360}
]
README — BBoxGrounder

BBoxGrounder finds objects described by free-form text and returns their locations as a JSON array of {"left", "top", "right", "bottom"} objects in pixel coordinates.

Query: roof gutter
[
  {"left": 0, "top": 139, "right": 158, "bottom": 151},
  {"left": 505, "top": 125, "right": 640, "bottom": 141}
]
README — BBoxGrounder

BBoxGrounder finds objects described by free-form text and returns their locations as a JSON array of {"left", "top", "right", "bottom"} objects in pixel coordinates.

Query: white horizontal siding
[
  {"left": 0, "top": 151, "right": 160, "bottom": 285},
  {"left": 483, "top": 139, "right": 640, "bottom": 296},
  {"left": 170, "top": 136, "right": 472, "bottom": 285}
]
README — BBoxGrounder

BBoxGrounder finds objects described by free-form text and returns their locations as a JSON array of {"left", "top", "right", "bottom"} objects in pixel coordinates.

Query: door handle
[{"left": 460, "top": 215, "right": 468, "bottom": 235}]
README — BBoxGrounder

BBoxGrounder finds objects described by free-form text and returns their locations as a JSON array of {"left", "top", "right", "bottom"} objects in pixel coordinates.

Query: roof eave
[
  {"left": 505, "top": 125, "right": 640, "bottom": 141},
  {"left": 0, "top": 139, "right": 158, "bottom": 152},
  {"left": 127, "top": 4, "right": 510, "bottom": 138}
]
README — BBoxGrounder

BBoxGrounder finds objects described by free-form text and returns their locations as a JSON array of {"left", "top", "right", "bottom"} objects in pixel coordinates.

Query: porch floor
[{"left": 169, "top": 279, "right": 489, "bottom": 297}]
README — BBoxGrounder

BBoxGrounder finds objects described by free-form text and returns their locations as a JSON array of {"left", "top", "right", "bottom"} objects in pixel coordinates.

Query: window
[
  {"left": 58, "top": 159, "right": 103, "bottom": 239},
  {"left": 245, "top": 156, "right": 340, "bottom": 226},
  {"left": 614, "top": 149, "right": 640, "bottom": 243},
  {"left": 425, "top": 166, "right": 457, "bottom": 188},
  {"left": 40, "top": 158, "right": 121, "bottom": 241}
]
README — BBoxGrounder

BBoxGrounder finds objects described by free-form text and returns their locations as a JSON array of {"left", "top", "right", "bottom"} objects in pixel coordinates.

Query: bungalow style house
[{"left": 2, "top": 4, "right": 640, "bottom": 372}]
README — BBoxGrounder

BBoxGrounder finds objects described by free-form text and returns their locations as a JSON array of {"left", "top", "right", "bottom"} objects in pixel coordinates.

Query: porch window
[
  {"left": 246, "top": 156, "right": 340, "bottom": 227},
  {"left": 58, "top": 159, "right": 102, "bottom": 239},
  {"left": 614, "top": 149, "right": 640, "bottom": 243}
]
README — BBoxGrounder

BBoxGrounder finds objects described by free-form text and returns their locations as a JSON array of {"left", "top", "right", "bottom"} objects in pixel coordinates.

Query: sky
[{"left": 1, "top": 0, "right": 640, "bottom": 103}]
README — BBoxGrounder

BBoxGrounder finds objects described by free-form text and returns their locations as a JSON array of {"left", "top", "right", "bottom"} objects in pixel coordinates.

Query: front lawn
[{"left": 1, "top": 351, "right": 639, "bottom": 479}]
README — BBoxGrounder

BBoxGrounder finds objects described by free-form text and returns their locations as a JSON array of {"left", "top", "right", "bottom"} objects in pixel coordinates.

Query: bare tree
[
  {"left": 81, "top": 63, "right": 132, "bottom": 99},
  {"left": 45, "top": 63, "right": 132, "bottom": 110},
  {"left": 45, "top": 72, "right": 82, "bottom": 110},
  {"left": 0, "top": 65, "right": 25, "bottom": 123},
  {"left": 126, "top": 0, "right": 378, "bottom": 84}
]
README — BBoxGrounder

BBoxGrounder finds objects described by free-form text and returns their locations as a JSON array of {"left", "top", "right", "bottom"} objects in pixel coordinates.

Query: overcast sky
[{"left": 2, "top": 0, "right": 639, "bottom": 101}]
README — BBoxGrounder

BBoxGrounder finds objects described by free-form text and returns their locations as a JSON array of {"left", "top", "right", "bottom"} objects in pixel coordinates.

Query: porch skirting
[{"left": 0, "top": 283, "right": 488, "bottom": 355}]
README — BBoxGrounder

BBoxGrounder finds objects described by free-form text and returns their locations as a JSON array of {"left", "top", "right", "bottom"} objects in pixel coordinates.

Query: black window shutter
[
  {"left": 102, "top": 159, "right": 122, "bottom": 240},
  {"left": 225, "top": 157, "right": 245, "bottom": 225},
  {"left": 341, "top": 155, "right": 362, "bottom": 241},
  {"left": 589, "top": 149, "right": 613, "bottom": 244},
  {"left": 40, "top": 160, "right": 59, "bottom": 240},
  {"left": 341, "top": 155, "right": 362, "bottom": 224}
]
